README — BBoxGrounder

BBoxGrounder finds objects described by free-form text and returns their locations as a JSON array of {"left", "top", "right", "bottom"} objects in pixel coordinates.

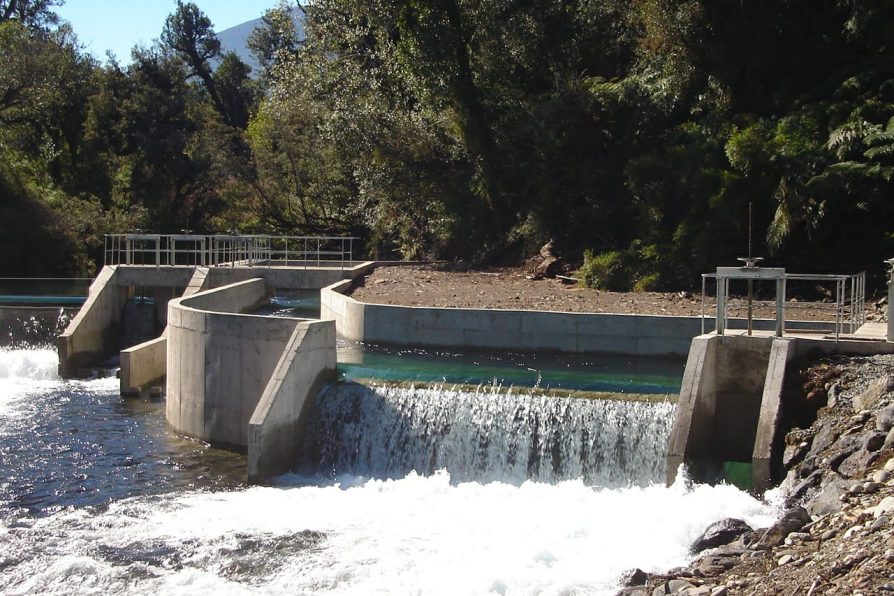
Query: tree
[
  {"left": 0, "top": 0, "right": 60, "bottom": 30},
  {"left": 247, "top": 1, "right": 303, "bottom": 75},
  {"left": 161, "top": 1, "right": 225, "bottom": 122}
]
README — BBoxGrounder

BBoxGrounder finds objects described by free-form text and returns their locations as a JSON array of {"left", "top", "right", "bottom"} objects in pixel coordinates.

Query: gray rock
[
  {"left": 810, "top": 424, "right": 840, "bottom": 457},
  {"left": 828, "top": 435, "right": 863, "bottom": 470},
  {"left": 618, "top": 587, "right": 650, "bottom": 596},
  {"left": 870, "top": 515, "right": 889, "bottom": 532},
  {"left": 667, "top": 579, "right": 695, "bottom": 593},
  {"left": 789, "top": 470, "right": 822, "bottom": 502},
  {"left": 837, "top": 448, "right": 878, "bottom": 478},
  {"left": 865, "top": 432, "right": 887, "bottom": 452},
  {"left": 783, "top": 441, "right": 811, "bottom": 470},
  {"left": 617, "top": 588, "right": 650, "bottom": 596},
  {"left": 853, "top": 375, "right": 894, "bottom": 411},
  {"left": 695, "top": 555, "right": 738, "bottom": 576},
  {"left": 827, "top": 383, "right": 840, "bottom": 408},
  {"left": 711, "top": 587, "right": 729, "bottom": 596},
  {"left": 690, "top": 518, "right": 752, "bottom": 554},
  {"left": 806, "top": 476, "right": 849, "bottom": 517},
  {"left": 754, "top": 506, "right": 810, "bottom": 549},
  {"left": 877, "top": 404, "right": 894, "bottom": 432},
  {"left": 885, "top": 427, "right": 894, "bottom": 451},
  {"left": 619, "top": 568, "right": 650, "bottom": 587},
  {"left": 872, "top": 469, "right": 891, "bottom": 483},
  {"left": 875, "top": 496, "right": 894, "bottom": 518}
]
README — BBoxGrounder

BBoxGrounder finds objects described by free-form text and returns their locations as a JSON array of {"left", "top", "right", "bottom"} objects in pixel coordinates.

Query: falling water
[{"left": 302, "top": 383, "right": 674, "bottom": 486}]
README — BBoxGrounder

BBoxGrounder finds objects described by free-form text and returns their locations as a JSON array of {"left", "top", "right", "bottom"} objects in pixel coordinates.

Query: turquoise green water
[{"left": 337, "top": 343, "right": 684, "bottom": 395}]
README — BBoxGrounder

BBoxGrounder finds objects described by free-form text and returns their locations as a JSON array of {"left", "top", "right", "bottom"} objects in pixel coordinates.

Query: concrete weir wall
[
  {"left": 322, "top": 279, "right": 702, "bottom": 357},
  {"left": 248, "top": 321, "right": 336, "bottom": 482},
  {"left": 166, "top": 278, "right": 336, "bottom": 481},
  {"left": 120, "top": 336, "right": 167, "bottom": 395}
]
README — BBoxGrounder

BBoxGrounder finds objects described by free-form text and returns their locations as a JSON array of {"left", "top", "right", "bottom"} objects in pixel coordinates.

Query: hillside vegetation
[{"left": 1, "top": 0, "right": 892, "bottom": 288}]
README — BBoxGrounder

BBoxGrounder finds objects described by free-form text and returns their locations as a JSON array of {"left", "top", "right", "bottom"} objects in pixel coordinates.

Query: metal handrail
[
  {"left": 700, "top": 271, "right": 866, "bottom": 341},
  {"left": 104, "top": 234, "right": 359, "bottom": 271}
]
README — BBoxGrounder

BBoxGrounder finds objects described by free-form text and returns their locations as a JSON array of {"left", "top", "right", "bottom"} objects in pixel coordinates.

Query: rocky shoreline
[{"left": 619, "top": 354, "right": 894, "bottom": 596}]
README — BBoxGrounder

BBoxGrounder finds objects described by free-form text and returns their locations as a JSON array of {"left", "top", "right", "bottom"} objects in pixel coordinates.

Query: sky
[{"left": 55, "top": 1, "right": 278, "bottom": 62}]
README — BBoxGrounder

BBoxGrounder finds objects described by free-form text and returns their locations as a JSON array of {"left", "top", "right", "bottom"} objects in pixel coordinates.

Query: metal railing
[
  {"left": 701, "top": 271, "right": 866, "bottom": 341},
  {"left": 104, "top": 234, "right": 359, "bottom": 270}
]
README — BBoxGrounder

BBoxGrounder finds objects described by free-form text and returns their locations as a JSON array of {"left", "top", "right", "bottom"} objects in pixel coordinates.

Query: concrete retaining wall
[
  {"left": 206, "top": 262, "right": 375, "bottom": 291},
  {"left": 120, "top": 336, "right": 167, "bottom": 395},
  {"left": 57, "top": 267, "right": 128, "bottom": 376},
  {"left": 248, "top": 320, "right": 336, "bottom": 483},
  {"left": 752, "top": 339, "right": 796, "bottom": 492},
  {"left": 667, "top": 334, "right": 894, "bottom": 489}
]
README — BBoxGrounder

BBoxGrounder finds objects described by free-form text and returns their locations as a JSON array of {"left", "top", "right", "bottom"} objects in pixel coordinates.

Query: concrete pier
[{"left": 667, "top": 331, "right": 894, "bottom": 490}]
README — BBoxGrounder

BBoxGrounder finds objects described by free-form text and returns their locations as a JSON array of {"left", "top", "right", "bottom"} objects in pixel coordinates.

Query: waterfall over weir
[{"left": 302, "top": 383, "right": 676, "bottom": 487}]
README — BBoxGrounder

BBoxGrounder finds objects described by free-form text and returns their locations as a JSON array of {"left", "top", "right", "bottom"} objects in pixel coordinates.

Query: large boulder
[
  {"left": 753, "top": 506, "right": 810, "bottom": 549},
  {"left": 690, "top": 518, "right": 752, "bottom": 554}
]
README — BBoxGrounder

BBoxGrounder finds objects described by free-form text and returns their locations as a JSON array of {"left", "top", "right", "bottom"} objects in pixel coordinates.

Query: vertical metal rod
[{"left": 701, "top": 275, "right": 706, "bottom": 334}]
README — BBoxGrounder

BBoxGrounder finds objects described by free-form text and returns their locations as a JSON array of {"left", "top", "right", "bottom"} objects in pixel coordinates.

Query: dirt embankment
[{"left": 350, "top": 265, "right": 883, "bottom": 322}]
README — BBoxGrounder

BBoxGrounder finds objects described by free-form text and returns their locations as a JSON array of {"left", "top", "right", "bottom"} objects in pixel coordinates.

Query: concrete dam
[{"left": 55, "top": 234, "right": 894, "bottom": 491}]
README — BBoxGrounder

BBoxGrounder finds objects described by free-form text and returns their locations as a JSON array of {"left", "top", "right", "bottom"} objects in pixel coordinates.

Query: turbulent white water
[
  {"left": 0, "top": 347, "right": 780, "bottom": 595},
  {"left": 0, "top": 472, "right": 778, "bottom": 595},
  {"left": 0, "top": 348, "right": 58, "bottom": 382},
  {"left": 0, "top": 348, "right": 59, "bottom": 419}
]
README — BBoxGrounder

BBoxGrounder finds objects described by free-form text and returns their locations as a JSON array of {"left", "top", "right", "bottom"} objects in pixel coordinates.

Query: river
[{"left": 0, "top": 310, "right": 778, "bottom": 595}]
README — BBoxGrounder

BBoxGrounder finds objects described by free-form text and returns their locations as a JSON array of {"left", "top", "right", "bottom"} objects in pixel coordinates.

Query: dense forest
[{"left": 1, "top": 0, "right": 893, "bottom": 289}]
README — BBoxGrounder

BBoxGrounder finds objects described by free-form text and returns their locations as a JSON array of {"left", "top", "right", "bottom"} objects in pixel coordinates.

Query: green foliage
[
  {"left": 4, "top": 0, "right": 894, "bottom": 282},
  {"left": 578, "top": 242, "right": 662, "bottom": 291}
]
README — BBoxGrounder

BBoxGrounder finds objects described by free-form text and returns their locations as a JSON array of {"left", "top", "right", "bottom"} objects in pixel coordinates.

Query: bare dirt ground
[{"left": 350, "top": 265, "right": 881, "bottom": 322}]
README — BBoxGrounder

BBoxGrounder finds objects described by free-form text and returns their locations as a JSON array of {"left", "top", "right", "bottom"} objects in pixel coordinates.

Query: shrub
[{"left": 578, "top": 250, "right": 629, "bottom": 290}]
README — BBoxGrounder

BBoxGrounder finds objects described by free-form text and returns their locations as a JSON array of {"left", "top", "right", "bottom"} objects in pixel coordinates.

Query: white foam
[
  {"left": 0, "top": 348, "right": 59, "bottom": 382},
  {"left": 1, "top": 472, "right": 779, "bottom": 595}
]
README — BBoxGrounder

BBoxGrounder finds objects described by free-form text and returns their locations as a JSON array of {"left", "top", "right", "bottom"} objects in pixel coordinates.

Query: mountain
[{"left": 216, "top": 7, "right": 305, "bottom": 74}]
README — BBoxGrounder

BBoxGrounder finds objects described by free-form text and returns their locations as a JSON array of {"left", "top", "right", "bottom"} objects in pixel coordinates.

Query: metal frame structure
[
  {"left": 104, "top": 234, "right": 359, "bottom": 270},
  {"left": 701, "top": 270, "right": 867, "bottom": 341}
]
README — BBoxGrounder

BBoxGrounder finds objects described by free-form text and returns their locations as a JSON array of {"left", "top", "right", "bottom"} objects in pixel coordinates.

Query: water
[
  {"left": 252, "top": 291, "right": 321, "bottom": 319},
  {"left": 0, "top": 338, "right": 778, "bottom": 594},
  {"left": 337, "top": 343, "right": 683, "bottom": 394}
]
